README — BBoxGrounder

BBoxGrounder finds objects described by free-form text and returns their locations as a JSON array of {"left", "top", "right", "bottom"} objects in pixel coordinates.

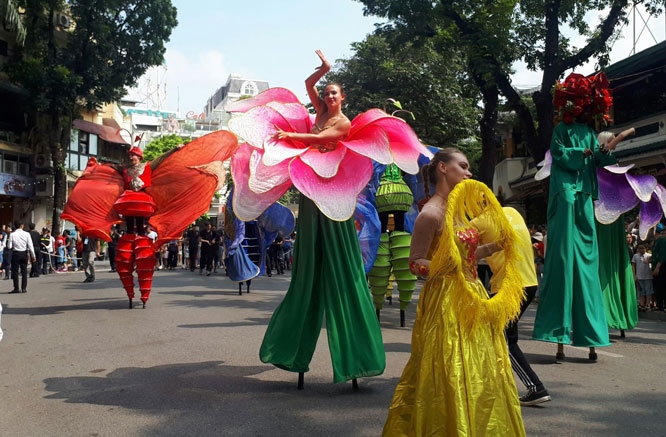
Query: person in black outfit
[
  {"left": 199, "top": 222, "right": 215, "bottom": 275},
  {"left": 267, "top": 236, "right": 284, "bottom": 276},
  {"left": 167, "top": 240, "right": 179, "bottom": 270},
  {"left": 108, "top": 226, "right": 120, "bottom": 272},
  {"left": 28, "top": 223, "right": 42, "bottom": 277},
  {"left": 186, "top": 226, "right": 199, "bottom": 272},
  {"left": 40, "top": 228, "right": 53, "bottom": 275},
  {"left": 2, "top": 225, "right": 12, "bottom": 280},
  {"left": 211, "top": 225, "right": 221, "bottom": 273}
]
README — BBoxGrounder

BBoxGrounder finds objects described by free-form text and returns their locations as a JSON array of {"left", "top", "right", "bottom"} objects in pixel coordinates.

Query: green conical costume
[{"left": 259, "top": 197, "right": 386, "bottom": 383}]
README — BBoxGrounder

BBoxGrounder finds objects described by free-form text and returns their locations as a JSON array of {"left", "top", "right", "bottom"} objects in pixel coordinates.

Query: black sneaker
[{"left": 520, "top": 388, "right": 551, "bottom": 406}]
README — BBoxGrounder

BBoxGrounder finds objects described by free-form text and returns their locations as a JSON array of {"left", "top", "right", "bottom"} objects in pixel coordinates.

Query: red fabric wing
[
  {"left": 146, "top": 131, "right": 238, "bottom": 245},
  {"left": 61, "top": 158, "right": 124, "bottom": 241}
]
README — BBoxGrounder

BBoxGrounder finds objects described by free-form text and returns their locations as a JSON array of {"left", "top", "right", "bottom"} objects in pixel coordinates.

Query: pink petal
[
  {"left": 248, "top": 147, "right": 291, "bottom": 194},
  {"left": 348, "top": 109, "right": 390, "bottom": 137},
  {"left": 228, "top": 106, "right": 292, "bottom": 149},
  {"left": 265, "top": 102, "right": 312, "bottom": 133},
  {"left": 227, "top": 87, "right": 301, "bottom": 113},
  {"left": 299, "top": 143, "right": 347, "bottom": 178},
  {"left": 290, "top": 150, "right": 373, "bottom": 221},
  {"left": 340, "top": 125, "right": 393, "bottom": 165},
  {"left": 231, "top": 143, "right": 292, "bottom": 221},
  {"left": 347, "top": 110, "right": 432, "bottom": 174},
  {"left": 262, "top": 136, "right": 308, "bottom": 166},
  {"left": 370, "top": 117, "right": 432, "bottom": 174}
]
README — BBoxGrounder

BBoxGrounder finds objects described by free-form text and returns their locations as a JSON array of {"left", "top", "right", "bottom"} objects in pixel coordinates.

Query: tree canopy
[
  {"left": 3, "top": 0, "right": 177, "bottom": 232},
  {"left": 325, "top": 32, "right": 480, "bottom": 149},
  {"left": 356, "top": 0, "right": 666, "bottom": 165}
]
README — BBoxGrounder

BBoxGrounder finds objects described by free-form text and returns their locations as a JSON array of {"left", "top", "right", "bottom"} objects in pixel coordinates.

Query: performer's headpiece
[
  {"left": 553, "top": 72, "right": 613, "bottom": 125},
  {"left": 128, "top": 146, "right": 143, "bottom": 159}
]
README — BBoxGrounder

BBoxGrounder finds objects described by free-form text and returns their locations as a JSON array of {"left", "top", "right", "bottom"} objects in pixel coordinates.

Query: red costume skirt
[{"left": 113, "top": 190, "right": 156, "bottom": 217}]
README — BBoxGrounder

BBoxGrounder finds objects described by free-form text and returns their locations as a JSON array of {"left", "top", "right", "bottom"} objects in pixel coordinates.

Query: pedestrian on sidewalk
[
  {"left": 8, "top": 221, "right": 36, "bottom": 294},
  {"left": 80, "top": 233, "right": 101, "bottom": 283},
  {"left": 28, "top": 223, "right": 42, "bottom": 278}
]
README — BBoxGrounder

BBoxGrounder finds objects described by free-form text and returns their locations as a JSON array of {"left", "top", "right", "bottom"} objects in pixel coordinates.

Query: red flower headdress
[{"left": 553, "top": 72, "right": 613, "bottom": 125}]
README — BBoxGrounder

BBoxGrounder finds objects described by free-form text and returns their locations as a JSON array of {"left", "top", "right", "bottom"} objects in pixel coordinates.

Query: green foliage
[
  {"left": 278, "top": 187, "right": 301, "bottom": 205},
  {"left": 357, "top": 0, "right": 664, "bottom": 165},
  {"left": 326, "top": 32, "right": 480, "bottom": 147},
  {"left": 143, "top": 134, "right": 185, "bottom": 161},
  {"left": 0, "top": 0, "right": 26, "bottom": 44},
  {"left": 5, "top": 0, "right": 178, "bottom": 113},
  {"left": 2, "top": 0, "right": 177, "bottom": 232}
]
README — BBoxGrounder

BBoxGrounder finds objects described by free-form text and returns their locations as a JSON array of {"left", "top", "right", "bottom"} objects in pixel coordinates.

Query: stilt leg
[
  {"left": 352, "top": 379, "right": 358, "bottom": 391},
  {"left": 400, "top": 309, "right": 405, "bottom": 327},
  {"left": 297, "top": 372, "right": 304, "bottom": 390},
  {"left": 376, "top": 308, "right": 380, "bottom": 321},
  {"left": 556, "top": 343, "right": 565, "bottom": 361}
]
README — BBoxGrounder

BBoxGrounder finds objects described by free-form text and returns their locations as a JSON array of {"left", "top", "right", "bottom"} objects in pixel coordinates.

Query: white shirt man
[{"left": 7, "top": 222, "right": 36, "bottom": 293}]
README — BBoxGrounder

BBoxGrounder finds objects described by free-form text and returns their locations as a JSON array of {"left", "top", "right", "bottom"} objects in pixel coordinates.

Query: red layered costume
[{"left": 62, "top": 131, "right": 238, "bottom": 308}]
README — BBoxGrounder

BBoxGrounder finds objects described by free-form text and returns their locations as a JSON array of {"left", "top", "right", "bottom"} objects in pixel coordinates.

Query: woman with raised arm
[
  {"left": 227, "top": 50, "right": 431, "bottom": 388},
  {"left": 261, "top": 50, "right": 384, "bottom": 387}
]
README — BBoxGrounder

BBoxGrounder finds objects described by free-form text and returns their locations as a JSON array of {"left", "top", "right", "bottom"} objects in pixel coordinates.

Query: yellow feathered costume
[{"left": 383, "top": 180, "right": 526, "bottom": 436}]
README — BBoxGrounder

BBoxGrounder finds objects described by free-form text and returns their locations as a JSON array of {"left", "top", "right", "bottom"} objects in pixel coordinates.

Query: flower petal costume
[
  {"left": 62, "top": 131, "right": 238, "bottom": 307},
  {"left": 537, "top": 153, "right": 666, "bottom": 331},
  {"left": 227, "top": 88, "right": 432, "bottom": 384},
  {"left": 532, "top": 73, "right": 619, "bottom": 348}
]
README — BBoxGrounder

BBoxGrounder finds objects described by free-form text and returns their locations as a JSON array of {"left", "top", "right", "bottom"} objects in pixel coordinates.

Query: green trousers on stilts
[
  {"left": 597, "top": 218, "right": 638, "bottom": 330},
  {"left": 533, "top": 191, "right": 611, "bottom": 347},
  {"left": 259, "top": 197, "right": 386, "bottom": 383}
]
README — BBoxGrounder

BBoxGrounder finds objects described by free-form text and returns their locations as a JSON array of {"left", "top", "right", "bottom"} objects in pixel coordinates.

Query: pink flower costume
[{"left": 228, "top": 88, "right": 432, "bottom": 384}]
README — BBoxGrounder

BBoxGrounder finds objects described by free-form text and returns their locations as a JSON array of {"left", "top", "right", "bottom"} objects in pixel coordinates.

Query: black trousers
[
  {"left": 11, "top": 250, "right": 29, "bottom": 291},
  {"left": 108, "top": 245, "right": 117, "bottom": 270},
  {"left": 200, "top": 245, "right": 212, "bottom": 272},
  {"left": 506, "top": 285, "right": 544, "bottom": 391},
  {"left": 30, "top": 250, "right": 42, "bottom": 277},
  {"left": 654, "top": 268, "right": 666, "bottom": 310},
  {"left": 188, "top": 245, "right": 198, "bottom": 271}
]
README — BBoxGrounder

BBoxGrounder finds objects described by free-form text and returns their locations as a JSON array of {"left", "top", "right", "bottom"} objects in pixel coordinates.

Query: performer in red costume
[
  {"left": 62, "top": 131, "right": 238, "bottom": 309},
  {"left": 114, "top": 146, "right": 157, "bottom": 308}
]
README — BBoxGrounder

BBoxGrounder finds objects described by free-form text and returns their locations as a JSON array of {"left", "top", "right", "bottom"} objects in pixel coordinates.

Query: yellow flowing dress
[{"left": 383, "top": 180, "right": 526, "bottom": 436}]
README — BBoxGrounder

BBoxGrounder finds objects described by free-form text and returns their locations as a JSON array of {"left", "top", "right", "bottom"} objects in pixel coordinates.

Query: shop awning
[
  {"left": 0, "top": 141, "right": 32, "bottom": 155},
  {"left": 72, "top": 119, "right": 130, "bottom": 145}
]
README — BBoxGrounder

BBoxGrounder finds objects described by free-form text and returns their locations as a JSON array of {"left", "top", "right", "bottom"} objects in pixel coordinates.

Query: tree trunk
[
  {"left": 50, "top": 111, "right": 68, "bottom": 234},
  {"left": 477, "top": 82, "right": 499, "bottom": 188}
]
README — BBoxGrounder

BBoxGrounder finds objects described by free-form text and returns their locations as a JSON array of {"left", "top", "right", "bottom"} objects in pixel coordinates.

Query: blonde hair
[{"left": 597, "top": 131, "right": 614, "bottom": 147}]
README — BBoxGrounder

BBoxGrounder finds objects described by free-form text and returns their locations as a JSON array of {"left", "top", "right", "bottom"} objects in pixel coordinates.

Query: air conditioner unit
[
  {"left": 35, "top": 175, "right": 54, "bottom": 197},
  {"left": 34, "top": 154, "right": 52, "bottom": 169},
  {"left": 55, "top": 13, "right": 71, "bottom": 29}
]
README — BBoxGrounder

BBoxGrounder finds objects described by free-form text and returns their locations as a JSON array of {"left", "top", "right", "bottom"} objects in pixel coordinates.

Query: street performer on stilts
[
  {"left": 114, "top": 145, "right": 157, "bottom": 309},
  {"left": 62, "top": 131, "right": 238, "bottom": 309}
]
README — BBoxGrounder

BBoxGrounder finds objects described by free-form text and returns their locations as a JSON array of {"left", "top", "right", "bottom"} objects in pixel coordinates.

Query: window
[
  {"left": 242, "top": 81, "right": 257, "bottom": 96},
  {"left": 3, "top": 158, "right": 16, "bottom": 174},
  {"left": 67, "top": 130, "right": 97, "bottom": 171}
]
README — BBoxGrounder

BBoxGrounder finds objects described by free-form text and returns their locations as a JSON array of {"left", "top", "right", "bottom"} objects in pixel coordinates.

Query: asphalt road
[{"left": 1, "top": 264, "right": 665, "bottom": 436}]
